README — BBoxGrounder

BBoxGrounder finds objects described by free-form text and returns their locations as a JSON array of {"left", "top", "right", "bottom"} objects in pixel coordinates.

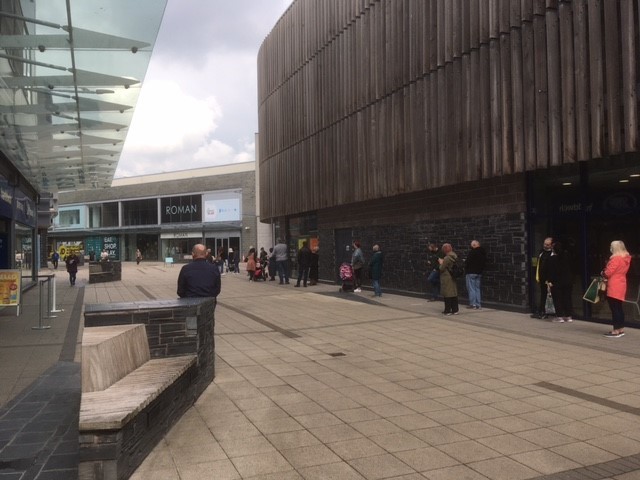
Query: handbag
[
  {"left": 544, "top": 285, "right": 556, "bottom": 314},
  {"left": 582, "top": 278, "right": 600, "bottom": 304}
]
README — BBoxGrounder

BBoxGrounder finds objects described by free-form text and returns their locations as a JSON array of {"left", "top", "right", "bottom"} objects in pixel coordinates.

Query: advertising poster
[{"left": 0, "top": 270, "right": 20, "bottom": 306}]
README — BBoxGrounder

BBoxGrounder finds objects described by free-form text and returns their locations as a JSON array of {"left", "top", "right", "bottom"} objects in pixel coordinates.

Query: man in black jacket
[
  {"left": 531, "top": 237, "right": 554, "bottom": 319},
  {"left": 177, "top": 244, "right": 221, "bottom": 304},
  {"left": 295, "top": 241, "right": 312, "bottom": 287}
]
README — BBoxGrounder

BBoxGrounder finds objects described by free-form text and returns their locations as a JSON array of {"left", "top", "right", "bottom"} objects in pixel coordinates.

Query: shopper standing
[
  {"left": 369, "top": 244, "right": 384, "bottom": 297},
  {"left": 465, "top": 240, "right": 486, "bottom": 309},
  {"left": 351, "top": 241, "right": 365, "bottom": 293},
  {"left": 602, "top": 240, "right": 631, "bottom": 338},
  {"left": 439, "top": 243, "right": 459, "bottom": 315}
]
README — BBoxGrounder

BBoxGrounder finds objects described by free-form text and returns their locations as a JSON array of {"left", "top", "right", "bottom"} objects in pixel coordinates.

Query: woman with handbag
[{"left": 602, "top": 240, "right": 631, "bottom": 338}]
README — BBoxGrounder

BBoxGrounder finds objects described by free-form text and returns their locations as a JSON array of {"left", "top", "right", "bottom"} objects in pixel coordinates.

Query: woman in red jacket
[{"left": 602, "top": 240, "right": 631, "bottom": 338}]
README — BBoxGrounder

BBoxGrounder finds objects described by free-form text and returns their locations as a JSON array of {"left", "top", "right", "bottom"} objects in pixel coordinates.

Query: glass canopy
[{"left": 0, "top": 0, "right": 168, "bottom": 192}]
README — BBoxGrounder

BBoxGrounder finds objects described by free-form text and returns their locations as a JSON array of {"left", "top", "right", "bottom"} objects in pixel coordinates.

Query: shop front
[{"left": 528, "top": 156, "right": 640, "bottom": 325}]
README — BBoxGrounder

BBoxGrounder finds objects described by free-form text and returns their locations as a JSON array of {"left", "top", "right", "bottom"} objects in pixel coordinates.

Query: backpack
[{"left": 450, "top": 260, "right": 464, "bottom": 279}]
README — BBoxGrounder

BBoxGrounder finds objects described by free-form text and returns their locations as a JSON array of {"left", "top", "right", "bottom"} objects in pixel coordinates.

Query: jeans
[
  {"left": 427, "top": 270, "right": 440, "bottom": 300},
  {"left": 372, "top": 279, "right": 381, "bottom": 296},
  {"left": 296, "top": 267, "right": 309, "bottom": 286},
  {"left": 276, "top": 260, "right": 289, "bottom": 283},
  {"left": 466, "top": 273, "right": 482, "bottom": 307}
]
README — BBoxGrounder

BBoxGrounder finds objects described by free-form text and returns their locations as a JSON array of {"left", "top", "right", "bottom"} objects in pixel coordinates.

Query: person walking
[
  {"left": 531, "top": 237, "right": 554, "bottom": 319},
  {"left": 295, "top": 241, "right": 312, "bottom": 287},
  {"left": 351, "top": 241, "right": 365, "bottom": 293},
  {"left": 465, "top": 240, "right": 486, "bottom": 309},
  {"left": 545, "top": 241, "right": 573, "bottom": 322},
  {"left": 369, "top": 244, "right": 384, "bottom": 297},
  {"left": 51, "top": 250, "right": 59, "bottom": 269},
  {"left": 602, "top": 240, "right": 631, "bottom": 338},
  {"left": 438, "top": 243, "right": 459, "bottom": 315},
  {"left": 227, "top": 248, "right": 235, "bottom": 273},
  {"left": 272, "top": 239, "right": 290, "bottom": 284},
  {"left": 135, "top": 248, "right": 142, "bottom": 265},
  {"left": 65, "top": 253, "right": 79, "bottom": 286},
  {"left": 426, "top": 243, "right": 442, "bottom": 301},
  {"left": 309, "top": 246, "right": 319, "bottom": 285}
]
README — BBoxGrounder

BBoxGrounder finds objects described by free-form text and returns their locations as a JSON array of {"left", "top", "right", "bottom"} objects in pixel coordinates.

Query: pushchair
[
  {"left": 253, "top": 259, "right": 268, "bottom": 281},
  {"left": 339, "top": 262, "right": 354, "bottom": 292}
]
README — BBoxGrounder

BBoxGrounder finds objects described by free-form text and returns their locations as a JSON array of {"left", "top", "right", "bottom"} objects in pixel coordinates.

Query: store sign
[
  {"left": 0, "top": 177, "right": 12, "bottom": 218},
  {"left": 161, "top": 195, "right": 202, "bottom": 223},
  {"left": 160, "top": 232, "right": 201, "bottom": 239},
  {"left": 15, "top": 191, "right": 36, "bottom": 227},
  {"left": 102, "top": 236, "right": 119, "bottom": 259},
  {"left": 203, "top": 191, "right": 241, "bottom": 222}
]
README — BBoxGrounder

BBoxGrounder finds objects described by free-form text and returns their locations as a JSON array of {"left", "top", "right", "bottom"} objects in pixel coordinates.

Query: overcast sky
[{"left": 115, "top": 0, "right": 293, "bottom": 178}]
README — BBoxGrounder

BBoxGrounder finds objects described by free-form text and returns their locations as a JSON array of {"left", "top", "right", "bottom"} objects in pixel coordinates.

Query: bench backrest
[{"left": 82, "top": 324, "right": 151, "bottom": 393}]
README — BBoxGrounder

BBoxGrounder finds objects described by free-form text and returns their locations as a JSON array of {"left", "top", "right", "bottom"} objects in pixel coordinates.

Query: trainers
[
  {"left": 452, "top": 311, "right": 459, "bottom": 315},
  {"left": 354, "top": 288, "right": 362, "bottom": 293},
  {"left": 444, "top": 312, "right": 453, "bottom": 316},
  {"left": 564, "top": 317, "right": 573, "bottom": 322},
  {"left": 604, "top": 331, "right": 625, "bottom": 338},
  {"left": 552, "top": 317, "right": 565, "bottom": 323}
]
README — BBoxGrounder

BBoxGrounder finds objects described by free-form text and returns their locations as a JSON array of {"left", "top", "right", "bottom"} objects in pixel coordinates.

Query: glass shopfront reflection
[{"left": 528, "top": 155, "right": 640, "bottom": 324}]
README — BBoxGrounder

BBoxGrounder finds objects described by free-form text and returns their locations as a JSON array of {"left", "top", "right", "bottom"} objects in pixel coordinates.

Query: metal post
[
  {"left": 46, "top": 276, "right": 57, "bottom": 318},
  {"left": 32, "top": 279, "right": 51, "bottom": 330},
  {"left": 51, "top": 273, "right": 63, "bottom": 313}
]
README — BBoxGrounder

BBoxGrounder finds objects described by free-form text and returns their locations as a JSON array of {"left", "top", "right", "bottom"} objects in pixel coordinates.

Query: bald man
[
  {"left": 465, "top": 240, "right": 487, "bottom": 309},
  {"left": 177, "top": 243, "right": 221, "bottom": 300}
]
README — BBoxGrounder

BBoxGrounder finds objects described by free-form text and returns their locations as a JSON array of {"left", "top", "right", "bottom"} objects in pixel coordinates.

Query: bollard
[
  {"left": 46, "top": 276, "right": 57, "bottom": 319},
  {"left": 32, "top": 279, "right": 51, "bottom": 330},
  {"left": 51, "top": 273, "right": 63, "bottom": 313}
]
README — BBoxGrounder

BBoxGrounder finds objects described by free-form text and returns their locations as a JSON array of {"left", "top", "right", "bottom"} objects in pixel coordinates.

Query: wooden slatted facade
[{"left": 257, "top": 0, "right": 640, "bottom": 221}]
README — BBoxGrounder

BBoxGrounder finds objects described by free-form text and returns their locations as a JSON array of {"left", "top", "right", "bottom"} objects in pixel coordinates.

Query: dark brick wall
[{"left": 316, "top": 175, "right": 530, "bottom": 309}]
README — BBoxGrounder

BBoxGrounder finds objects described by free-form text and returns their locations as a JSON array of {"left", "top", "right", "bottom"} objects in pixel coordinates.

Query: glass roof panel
[{"left": 0, "top": 0, "right": 167, "bottom": 192}]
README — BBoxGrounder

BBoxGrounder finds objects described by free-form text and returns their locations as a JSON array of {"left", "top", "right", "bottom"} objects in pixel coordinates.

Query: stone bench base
[{"left": 79, "top": 356, "right": 197, "bottom": 480}]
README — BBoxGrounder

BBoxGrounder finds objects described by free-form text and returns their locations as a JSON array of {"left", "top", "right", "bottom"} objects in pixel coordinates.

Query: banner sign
[{"left": 0, "top": 270, "right": 20, "bottom": 306}]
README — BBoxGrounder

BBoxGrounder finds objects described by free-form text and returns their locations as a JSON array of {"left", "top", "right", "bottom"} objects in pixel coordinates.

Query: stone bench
[
  {"left": 88, "top": 261, "right": 122, "bottom": 284},
  {"left": 79, "top": 324, "right": 197, "bottom": 480},
  {"left": 79, "top": 298, "right": 216, "bottom": 480}
]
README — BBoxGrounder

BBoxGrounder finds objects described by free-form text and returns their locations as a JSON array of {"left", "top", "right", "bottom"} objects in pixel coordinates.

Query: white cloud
[
  {"left": 115, "top": 0, "right": 293, "bottom": 178},
  {"left": 123, "top": 79, "right": 221, "bottom": 154}
]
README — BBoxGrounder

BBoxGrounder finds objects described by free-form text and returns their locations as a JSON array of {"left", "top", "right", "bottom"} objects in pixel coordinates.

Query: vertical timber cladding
[{"left": 257, "top": 0, "right": 640, "bottom": 221}]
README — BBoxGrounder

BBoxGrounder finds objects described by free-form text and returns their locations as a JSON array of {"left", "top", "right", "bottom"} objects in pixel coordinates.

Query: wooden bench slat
[{"left": 80, "top": 355, "right": 197, "bottom": 430}]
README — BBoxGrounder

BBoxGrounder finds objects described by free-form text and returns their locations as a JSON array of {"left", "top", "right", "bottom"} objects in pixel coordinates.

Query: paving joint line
[
  {"left": 218, "top": 302, "right": 301, "bottom": 338},
  {"left": 536, "top": 381, "right": 640, "bottom": 416}
]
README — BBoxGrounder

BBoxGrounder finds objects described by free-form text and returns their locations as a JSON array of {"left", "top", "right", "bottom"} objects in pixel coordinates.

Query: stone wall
[
  {"left": 316, "top": 175, "right": 529, "bottom": 309},
  {"left": 84, "top": 298, "right": 215, "bottom": 387}
]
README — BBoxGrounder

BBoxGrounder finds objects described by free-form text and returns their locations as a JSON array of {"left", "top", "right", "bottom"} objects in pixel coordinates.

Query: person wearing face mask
[{"left": 531, "top": 237, "right": 554, "bottom": 319}]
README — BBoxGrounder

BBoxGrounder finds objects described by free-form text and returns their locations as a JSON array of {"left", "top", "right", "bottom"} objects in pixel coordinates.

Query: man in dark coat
[
  {"left": 177, "top": 244, "right": 221, "bottom": 305},
  {"left": 295, "top": 241, "right": 312, "bottom": 287},
  {"left": 531, "top": 237, "right": 554, "bottom": 319},
  {"left": 65, "top": 253, "right": 78, "bottom": 286},
  {"left": 369, "top": 244, "right": 384, "bottom": 297}
]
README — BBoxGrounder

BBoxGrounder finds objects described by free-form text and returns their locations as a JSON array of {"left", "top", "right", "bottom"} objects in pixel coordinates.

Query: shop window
[{"left": 122, "top": 199, "right": 158, "bottom": 226}]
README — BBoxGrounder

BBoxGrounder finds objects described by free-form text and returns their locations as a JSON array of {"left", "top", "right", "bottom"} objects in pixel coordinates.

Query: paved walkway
[{"left": 3, "top": 263, "right": 640, "bottom": 479}]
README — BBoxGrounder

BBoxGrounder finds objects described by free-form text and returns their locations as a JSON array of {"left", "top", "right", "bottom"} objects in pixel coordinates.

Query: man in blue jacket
[{"left": 177, "top": 244, "right": 221, "bottom": 303}]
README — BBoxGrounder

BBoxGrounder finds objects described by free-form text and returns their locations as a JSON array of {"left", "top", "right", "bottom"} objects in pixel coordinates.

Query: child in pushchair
[
  {"left": 339, "top": 262, "right": 354, "bottom": 292},
  {"left": 253, "top": 258, "right": 268, "bottom": 281}
]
